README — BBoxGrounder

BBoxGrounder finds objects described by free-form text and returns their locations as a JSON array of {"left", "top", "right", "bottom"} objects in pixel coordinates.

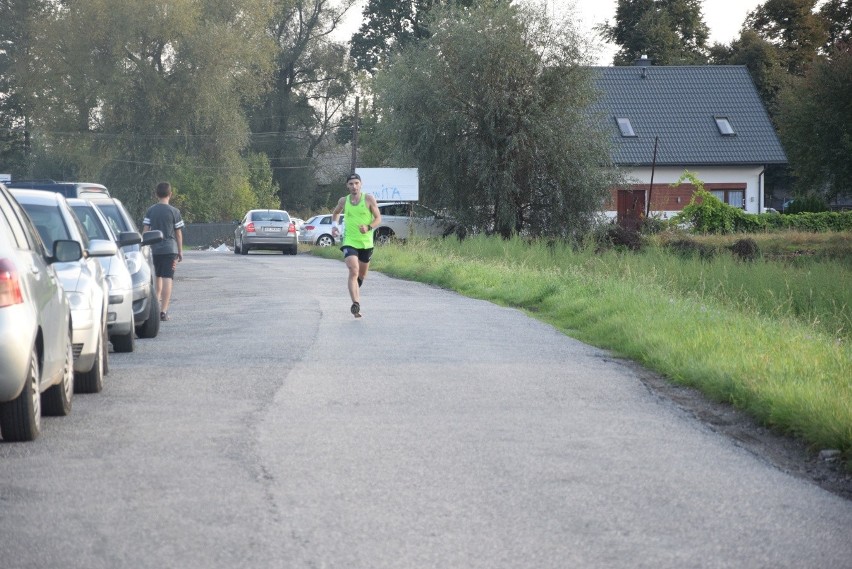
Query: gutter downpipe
[{"left": 759, "top": 167, "right": 765, "bottom": 213}]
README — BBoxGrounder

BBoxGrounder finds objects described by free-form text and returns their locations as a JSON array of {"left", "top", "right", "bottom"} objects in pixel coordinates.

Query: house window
[
  {"left": 615, "top": 117, "right": 636, "bottom": 137},
  {"left": 715, "top": 117, "right": 735, "bottom": 136},
  {"left": 710, "top": 189, "right": 745, "bottom": 209}
]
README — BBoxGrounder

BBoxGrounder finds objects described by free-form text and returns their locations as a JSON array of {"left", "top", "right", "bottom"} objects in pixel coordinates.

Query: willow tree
[{"left": 371, "top": 2, "right": 617, "bottom": 238}]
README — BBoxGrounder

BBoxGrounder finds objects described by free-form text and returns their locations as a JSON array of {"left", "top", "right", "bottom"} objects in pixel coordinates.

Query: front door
[{"left": 617, "top": 190, "right": 646, "bottom": 231}]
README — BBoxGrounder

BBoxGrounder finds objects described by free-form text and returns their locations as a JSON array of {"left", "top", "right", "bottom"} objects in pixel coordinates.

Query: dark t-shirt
[{"left": 143, "top": 203, "right": 184, "bottom": 255}]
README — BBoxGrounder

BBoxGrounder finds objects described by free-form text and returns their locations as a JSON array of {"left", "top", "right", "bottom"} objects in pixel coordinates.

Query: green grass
[{"left": 311, "top": 234, "right": 852, "bottom": 465}]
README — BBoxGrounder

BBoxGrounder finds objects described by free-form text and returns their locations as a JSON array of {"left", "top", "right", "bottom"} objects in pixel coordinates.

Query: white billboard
[{"left": 355, "top": 168, "right": 418, "bottom": 202}]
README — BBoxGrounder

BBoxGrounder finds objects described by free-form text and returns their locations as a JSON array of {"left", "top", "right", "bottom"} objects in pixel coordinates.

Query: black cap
[{"left": 346, "top": 173, "right": 361, "bottom": 182}]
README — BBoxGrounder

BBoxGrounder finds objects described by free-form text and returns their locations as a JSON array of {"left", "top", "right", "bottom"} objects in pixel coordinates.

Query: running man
[{"left": 331, "top": 172, "right": 381, "bottom": 318}]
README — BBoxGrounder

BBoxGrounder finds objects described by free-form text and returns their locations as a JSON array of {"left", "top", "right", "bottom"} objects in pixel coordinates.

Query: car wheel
[
  {"left": 0, "top": 346, "right": 41, "bottom": 441},
  {"left": 102, "top": 320, "right": 110, "bottom": 376},
  {"left": 240, "top": 241, "right": 249, "bottom": 255},
  {"left": 112, "top": 316, "right": 135, "bottom": 353},
  {"left": 375, "top": 228, "right": 395, "bottom": 245},
  {"left": 75, "top": 329, "right": 104, "bottom": 394},
  {"left": 233, "top": 239, "right": 241, "bottom": 254},
  {"left": 288, "top": 245, "right": 298, "bottom": 255},
  {"left": 316, "top": 234, "right": 333, "bottom": 247},
  {"left": 42, "top": 328, "right": 74, "bottom": 416},
  {"left": 136, "top": 293, "right": 160, "bottom": 339}
]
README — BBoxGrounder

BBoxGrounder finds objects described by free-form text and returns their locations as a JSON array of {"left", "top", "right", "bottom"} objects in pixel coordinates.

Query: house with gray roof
[{"left": 592, "top": 63, "right": 787, "bottom": 227}]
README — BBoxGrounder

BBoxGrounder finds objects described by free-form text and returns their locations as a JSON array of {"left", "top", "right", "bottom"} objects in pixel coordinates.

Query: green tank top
[{"left": 343, "top": 195, "right": 374, "bottom": 249}]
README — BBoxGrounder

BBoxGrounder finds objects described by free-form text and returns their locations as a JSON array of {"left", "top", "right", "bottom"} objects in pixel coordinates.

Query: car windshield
[
  {"left": 94, "top": 202, "right": 129, "bottom": 234},
  {"left": 71, "top": 205, "right": 112, "bottom": 241},
  {"left": 20, "top": 203, "right": 71, "bottom": 254}
]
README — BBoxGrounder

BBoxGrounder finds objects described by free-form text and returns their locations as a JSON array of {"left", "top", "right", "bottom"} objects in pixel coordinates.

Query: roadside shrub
[
  {"left": 666, "top": 238, "right": 717, "bottom": 259},
  {"left": 669, "top": 171, "right": 757, "bottom": 234},
  {"left": 786, "top": 194, "right": 828, "bottom": 214},
  {"left": 594, "top": 224, "right": 643, "bottom": 251},
  {"left": 729, "top": 238, "right": 759, "bottom": 261}
]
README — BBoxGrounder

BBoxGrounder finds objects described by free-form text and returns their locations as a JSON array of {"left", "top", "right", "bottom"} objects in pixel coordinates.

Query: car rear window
[{"left": 251, "top": 211, "right": 289, "bottom": 222}]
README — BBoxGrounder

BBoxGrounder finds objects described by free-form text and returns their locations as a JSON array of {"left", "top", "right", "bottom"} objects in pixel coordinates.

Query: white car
[
  {"left": 373, "top": 202, "right": 453, "bottom": 244},
  {"left": 11, "top": 189, "right": 115, "bottom": 394},
  {"left": 67, "top": 199, "right": 135, "bottom": 364}
]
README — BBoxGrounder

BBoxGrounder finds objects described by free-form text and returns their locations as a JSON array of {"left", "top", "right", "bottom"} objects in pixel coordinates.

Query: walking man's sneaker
[
  {"left": 160, "top": 311, "right": 169, "bottom": 321},
  {"left": 350, "top": 302, "right": 361, "bottom": 318}
]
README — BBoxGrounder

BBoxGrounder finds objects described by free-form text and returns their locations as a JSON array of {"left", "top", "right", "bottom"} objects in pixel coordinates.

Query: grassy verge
[{"left": 312, "top": 235, "right": 852, "bottom": 465}]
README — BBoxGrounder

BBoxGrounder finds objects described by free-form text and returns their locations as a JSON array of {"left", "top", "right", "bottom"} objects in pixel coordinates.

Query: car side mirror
[
  {"left": 118, "top": 231, "right": 142, "bottom": 247},
  {"left": 51, "top": 239, "right": 83, "bottom": 263},
  {"left": 142, "top": 230, "right": 163, "bottom": 246},
  {"left": 86, "top": 239, "right": 118, "bottom": 258}
]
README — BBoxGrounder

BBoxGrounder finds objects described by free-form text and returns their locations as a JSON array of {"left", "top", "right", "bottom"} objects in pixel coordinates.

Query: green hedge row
[{"left": 760, "top": 211, "right": 852, "bottom": 232}]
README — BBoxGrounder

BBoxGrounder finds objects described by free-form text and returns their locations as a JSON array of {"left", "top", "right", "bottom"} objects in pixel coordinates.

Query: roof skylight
[
  {"left": 616, "top": 117, "right": 636, "bottom": 137},
  {"left": 715, "top": 117, "right": 735, "bottom": 136}
]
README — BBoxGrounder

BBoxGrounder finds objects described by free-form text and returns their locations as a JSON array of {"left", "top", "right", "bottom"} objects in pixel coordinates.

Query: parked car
[
  {"left": 299, "top": 214, "right": 343, "bottom": 247},
  {"left": 0, "top": 183, "right": 82, "bottom": 441},
  {"left": 67, "top": 198, "right": 136, "bottom": 360},
  {"left": 6, "top": 179, "right": 110, "bottom": 199},
  {"left": 373, "top": 202, "right": 453, "bottom": 244},
  {"left": 234, "top": 209, "right": 298, "bottom": 255},
  {"left": 11, "top": 189, "right": 115, "bottom": 393},
  {"left": 87, "top": 196, "right": 163, "bottom": 340}
]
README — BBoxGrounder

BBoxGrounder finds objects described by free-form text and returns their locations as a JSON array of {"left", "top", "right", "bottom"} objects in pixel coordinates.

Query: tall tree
[
  {"left": 249, "top": 0, "right": 357, "bottom": 212},
  {"left": 597, "top": 0, "right": 710, "bottom": 65},
  {"left": 745, "top": 0, "right": 827, "bottom": 74},
  {"left": 777, "top": 43, "right": 852, "bottom": 201},
  {"left": 350, "top": 0, "right": 481, "bottom": 73},
  {"left": 13, "top": 0, "right": 277, "bottom": 221},
  {"left": 372, "top": 2, "right": 619, "bottom": 238},
  {"left": 819, "top": 0, "right": 852, "bottom": 52},
  {"left": 0, "top": 0, "right": 49, "bottom": 178},
  {"left": 709, "top": 30, "right": 789, "bottom": 120}
]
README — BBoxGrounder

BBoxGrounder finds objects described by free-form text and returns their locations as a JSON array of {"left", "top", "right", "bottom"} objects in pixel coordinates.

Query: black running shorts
[
  {"left": 153, "top": 253, "right": 178, "bottom": 278},
  {"left": 341, "top": 246, "right": 373, "bottom": 263}
]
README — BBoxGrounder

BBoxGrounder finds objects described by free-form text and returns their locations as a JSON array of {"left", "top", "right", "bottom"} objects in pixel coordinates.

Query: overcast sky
[{"left": 337, "top": 0, "right": 768, "bottom": 65}]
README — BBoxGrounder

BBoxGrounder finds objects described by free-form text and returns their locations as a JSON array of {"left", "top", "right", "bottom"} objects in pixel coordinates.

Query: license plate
[{"left": 264, "top": 226, "right": 283, "bottom": 232}]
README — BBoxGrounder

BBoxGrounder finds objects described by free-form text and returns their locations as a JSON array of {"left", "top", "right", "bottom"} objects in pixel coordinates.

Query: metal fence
[{"left": 182, "top": 223, "right": 235, "bottom": 248}]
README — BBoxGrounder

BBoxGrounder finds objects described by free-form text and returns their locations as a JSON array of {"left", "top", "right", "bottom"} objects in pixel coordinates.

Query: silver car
[
  {"left": 234, "top": 209, "right": 298, "bottom": 255},
  {"left": 298, "top": 214, "right": 344, "bottom": 247},
  {"left": 11, "top": 189, "right": 115, "bottom": 393},
  {"left": 87, "top": 196, "right": 162, "bottom": 341},
  {"left": 67, "top": 199, "right": 136, "bottom": 362},
  {"left": 0, "top": 183, "right": 82, "bottom": 441}
]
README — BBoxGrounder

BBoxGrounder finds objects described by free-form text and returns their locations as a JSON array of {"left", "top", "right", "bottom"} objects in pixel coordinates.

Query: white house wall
[{"left": 609, "top": 165, "right": 766, "bottom": 218}]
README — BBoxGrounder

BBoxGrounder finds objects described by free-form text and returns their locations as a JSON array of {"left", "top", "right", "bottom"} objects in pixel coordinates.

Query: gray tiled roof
[{"left": 591, "top": 65, "right": 787, "bottom": 167}]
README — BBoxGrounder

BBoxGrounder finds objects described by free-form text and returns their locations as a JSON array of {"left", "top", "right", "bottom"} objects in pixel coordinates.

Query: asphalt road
[{"left": 1, "top": 250, "right": 850, "bottom": 569}]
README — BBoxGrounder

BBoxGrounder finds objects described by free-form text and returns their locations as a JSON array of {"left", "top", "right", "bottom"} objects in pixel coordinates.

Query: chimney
[{"left": 634, "top": 54, "right": 651, "bottom": 66}]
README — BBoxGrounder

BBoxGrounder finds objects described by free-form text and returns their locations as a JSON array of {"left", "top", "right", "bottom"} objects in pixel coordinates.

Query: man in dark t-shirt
[{"left": 143, "top": 182, "right": 184, "bottom": 321}]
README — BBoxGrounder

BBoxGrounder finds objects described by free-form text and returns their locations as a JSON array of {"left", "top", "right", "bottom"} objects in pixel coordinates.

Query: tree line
[{"left": 1, "top": 0, "right": 849, "bottom": 234}]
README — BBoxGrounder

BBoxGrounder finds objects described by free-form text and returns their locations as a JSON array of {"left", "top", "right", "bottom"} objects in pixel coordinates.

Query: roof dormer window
[
  {"left": 715, "top": 117, "right": 735, "bottom": 136},
  {"left": 616, "top": 117, "right": 636, "bottom": 137}
]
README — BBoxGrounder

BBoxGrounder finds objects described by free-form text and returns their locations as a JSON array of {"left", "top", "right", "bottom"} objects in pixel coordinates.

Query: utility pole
[
  {"left": 646, "top": 136, "right": 659, "bottom": 218},
  {"left": 350, "top": 96, "right": 359, "bottom": 174}
]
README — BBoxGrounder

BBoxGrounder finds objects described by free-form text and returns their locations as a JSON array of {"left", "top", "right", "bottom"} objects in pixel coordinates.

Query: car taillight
[
  {"left": 245, "top": 222, "right": 255, "bottom": 233},
  {"left": 304, "top": 225, "right": 315, "bottom": 231},
  {"left": 288, "top": 222, "right": 296, "bottom": 234},
  {"left": 0, "top": 259, "right": 24, "bottom": 307}
]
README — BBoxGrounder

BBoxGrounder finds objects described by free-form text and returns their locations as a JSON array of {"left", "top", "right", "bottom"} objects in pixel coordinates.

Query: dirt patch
[{"left": 614, "top": 358, "right": 852, "bottom": 501}]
